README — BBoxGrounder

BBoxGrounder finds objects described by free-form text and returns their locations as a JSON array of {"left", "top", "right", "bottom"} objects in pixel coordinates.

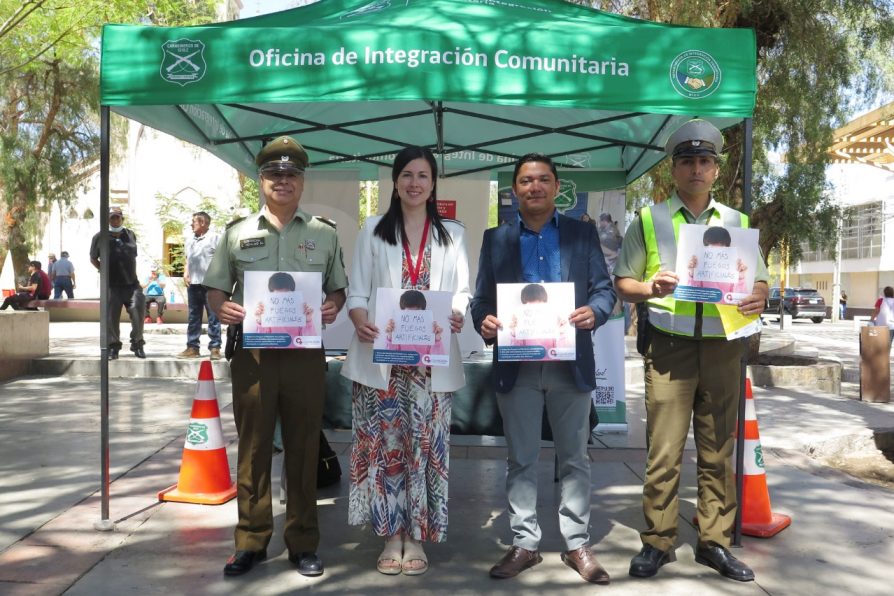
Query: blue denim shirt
[{"left": 519, "top": 210, "right": 560, "bottom": 283}]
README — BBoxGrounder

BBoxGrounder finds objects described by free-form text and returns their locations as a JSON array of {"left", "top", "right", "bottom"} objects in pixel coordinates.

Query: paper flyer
[
  {"left": 242, "top": 271, "right": 323, "bottom": 349},
  {"left": 673, "top": 223, "right": 759, "bottom": 305},
  {"left": 717, "top": 304, "right": 762, "bottom": 340},
  {"left": 496, "top": 282, "right": 576, "bottom": 361},
  {"left": 372, "top": 288, "right": 453, "bottom": 367}
]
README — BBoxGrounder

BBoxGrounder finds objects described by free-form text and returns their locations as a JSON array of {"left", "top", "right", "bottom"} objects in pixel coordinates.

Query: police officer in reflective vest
[
  {"left": 204, "top": 135, "right": 347, "bottom": 578},
  {"left": 614, "top": 120, "right": 769, "bottom": 582}
]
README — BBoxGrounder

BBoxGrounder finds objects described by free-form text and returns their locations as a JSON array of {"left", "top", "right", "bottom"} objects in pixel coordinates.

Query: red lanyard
[{"left": 402, "top": 218, "right": 430, "bottom": 287}]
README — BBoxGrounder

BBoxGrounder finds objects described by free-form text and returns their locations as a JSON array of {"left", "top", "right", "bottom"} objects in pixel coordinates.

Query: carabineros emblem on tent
[
  {"left": 554, "top": 179, "right": 579, "bottom": 212},
  {"left": 669, "top": 50, "right": 721, "bottom": 99},
  {"left": 160, "top": 39, "right": 207, "bottom": 86}
]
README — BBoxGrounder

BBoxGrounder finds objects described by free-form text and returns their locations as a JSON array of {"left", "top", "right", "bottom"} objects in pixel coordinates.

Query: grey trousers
[
  {"left": 496, "top": 362, "right": 593, "bottom": 551},
  {"left": 107, "top": 284, "right": 145, "bottom": 350}
]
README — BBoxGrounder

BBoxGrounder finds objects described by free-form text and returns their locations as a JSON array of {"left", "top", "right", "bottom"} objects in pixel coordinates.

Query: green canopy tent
[
  {"left": 95, "top": 0, "right": 757, "bottom": 534},
  {"left": 100, "top": 0, "right": 756, "bottom": 185}
]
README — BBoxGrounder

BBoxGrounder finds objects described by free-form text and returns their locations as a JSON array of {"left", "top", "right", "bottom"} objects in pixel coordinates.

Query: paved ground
[{"left": 0, "top": 319, "right": 892, "bottom": 595}]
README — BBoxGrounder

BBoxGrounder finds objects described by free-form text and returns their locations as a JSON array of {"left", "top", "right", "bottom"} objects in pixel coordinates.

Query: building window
[{"left": 800, "top": 200, "right": 884, "bottom": 261}]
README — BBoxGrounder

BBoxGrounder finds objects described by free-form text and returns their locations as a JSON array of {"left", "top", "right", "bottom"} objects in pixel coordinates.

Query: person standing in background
[
  {"left": 46, "top": 253, "right": 57, "bottom": 287},
  {"left": 89, "top": 207, "right": 146, "bottom": 360},
  {"left": 179, "top": 211, "right": 222, "bottom": 359},
  {"left": 53, "top": 251, "right": 76, "bottom": 299},
  {"left": 871, "top": 286, "right": 894, "bottom": 346}
]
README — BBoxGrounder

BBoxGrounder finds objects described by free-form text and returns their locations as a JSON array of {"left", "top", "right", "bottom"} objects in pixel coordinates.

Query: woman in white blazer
[{"left": 342, "top": 146, "right": 470, "bottom": 576}]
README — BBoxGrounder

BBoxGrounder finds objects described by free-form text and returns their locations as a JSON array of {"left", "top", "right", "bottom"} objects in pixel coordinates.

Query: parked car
[{"left": 766, "top": 287, "right": 826, "bottom": 323}]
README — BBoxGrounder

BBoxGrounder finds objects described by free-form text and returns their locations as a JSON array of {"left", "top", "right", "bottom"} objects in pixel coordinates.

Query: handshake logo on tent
[
  {"left": 669, "top": 50, "right": 721, "bottom": 99},
  {"left": 161, "top": 39, "right": 207, "bottom": 86}
]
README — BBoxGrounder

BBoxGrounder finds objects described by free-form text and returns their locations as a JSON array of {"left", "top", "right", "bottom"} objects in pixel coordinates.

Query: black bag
[
  {"left": 317, "top": 431, "right": 342, "bottom": 488},
  {"left": 636, "top": 302, "right": 651, "bottom": 356}
]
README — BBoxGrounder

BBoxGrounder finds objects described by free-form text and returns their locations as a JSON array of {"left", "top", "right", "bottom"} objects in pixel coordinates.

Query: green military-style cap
[
  {"left": 665, "top": 119, "right": 724, "bottom": 159},
  {"left": 255, "top": 135, "right": 309, "bottom": 174}
]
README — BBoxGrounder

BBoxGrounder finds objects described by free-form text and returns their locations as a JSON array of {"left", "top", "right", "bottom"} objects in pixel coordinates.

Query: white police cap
[{"left": 665, "top": 119, "right": 724, "bottom": 159}]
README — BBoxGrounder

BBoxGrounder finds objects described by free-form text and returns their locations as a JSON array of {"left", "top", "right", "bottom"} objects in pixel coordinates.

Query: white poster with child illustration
[
  {"left": 242, "top": 271, "right": 322, "bottom": 349},
  {"left": 673, "top": 223, "right": 759, "bottom": 305},
  {"left": 372, "top": 288, "right": 452, "bottom": 367},
  {"left": 496, "top": 282, "right": 576, "bottom": 361}
]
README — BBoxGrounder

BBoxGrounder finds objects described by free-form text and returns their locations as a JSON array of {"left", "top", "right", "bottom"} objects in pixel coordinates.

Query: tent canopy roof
[{"left": 101, "top": 0, "right": 756, "bottom": 184}]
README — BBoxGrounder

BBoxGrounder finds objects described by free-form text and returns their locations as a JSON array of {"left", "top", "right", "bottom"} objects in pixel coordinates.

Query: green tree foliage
[
  {"left": 577, "top": 0, "right": 894, "bottom": 260},
  {"left": 0, "top": 0, "right": 217, "bottom": 279}
]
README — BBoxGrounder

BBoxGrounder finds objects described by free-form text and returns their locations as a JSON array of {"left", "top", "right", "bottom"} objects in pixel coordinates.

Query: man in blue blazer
[{"left": 471, "top": 154, "right": 616, "bottom": 584}]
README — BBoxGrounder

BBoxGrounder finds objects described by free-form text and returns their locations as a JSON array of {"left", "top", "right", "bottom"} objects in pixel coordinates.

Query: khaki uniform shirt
[
  {"left": 202, "top": 206, "right": 348, "bottom": 305},
  {"left": 614, "top": 192, "right": 770, "bottom": 283}
]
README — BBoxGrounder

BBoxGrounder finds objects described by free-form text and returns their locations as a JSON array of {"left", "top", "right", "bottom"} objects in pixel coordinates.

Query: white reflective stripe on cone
[
  {"left": 744, "top": 396, "right": 757, "bottom": 421},
  {"left": 195, "top": 380, "right": 217, "bottom": 400}
]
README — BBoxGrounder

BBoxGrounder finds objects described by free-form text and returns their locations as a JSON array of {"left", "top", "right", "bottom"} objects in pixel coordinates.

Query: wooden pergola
[{"left": 827, "top": 102, "right": 894, "bottom": 170}]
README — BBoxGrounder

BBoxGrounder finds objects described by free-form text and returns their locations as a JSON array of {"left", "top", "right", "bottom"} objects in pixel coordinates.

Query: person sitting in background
[
  {"left": 141, "top": 268, "right": 167, "bottom": 324},
  {"left": 1, "top": 261, "right": 50, "bottom": 310}
]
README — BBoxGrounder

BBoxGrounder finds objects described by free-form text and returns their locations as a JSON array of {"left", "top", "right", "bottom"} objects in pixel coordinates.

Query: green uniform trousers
[
  {"left": 231, "top": 345, "right": 326, "bottom": 555},
  {"left": 641, "top": 329, "right": 744, "bottom": 551}
]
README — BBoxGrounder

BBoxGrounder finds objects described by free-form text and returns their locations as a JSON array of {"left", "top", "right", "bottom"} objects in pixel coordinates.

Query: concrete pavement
[{"left": 0, "top": 320, "right": 892, "bottom": 595}]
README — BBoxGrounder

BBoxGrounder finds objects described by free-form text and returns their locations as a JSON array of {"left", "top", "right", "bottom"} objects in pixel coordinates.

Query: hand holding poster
[
  {"left": 673, "top": 223, "right": 759, "bottom": 305},
  {"left": 242, "top": 271, "right": 323, "bottom": 348},
  {"left": 373, "top": 288, "right": 452, "bottom": 367},
  {"left": 497, "top": 282, "right": 576, "bottom": 361}
]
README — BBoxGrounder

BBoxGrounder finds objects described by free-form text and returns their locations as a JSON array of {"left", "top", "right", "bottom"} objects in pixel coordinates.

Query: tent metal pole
[
  {"left": 94, "top": 105, "right": 115, "bottom": 532},
  {"left": 732, "top": 116, "right": 753, "bottom": 548}
]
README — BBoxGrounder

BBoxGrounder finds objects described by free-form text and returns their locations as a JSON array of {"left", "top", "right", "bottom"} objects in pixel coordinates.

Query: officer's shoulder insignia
[
  {"left": 314, "top": 216, "right": 337, "bottom": 228},
  {"left": 226, "top": 216, "right": 246, "bottom": 229}
]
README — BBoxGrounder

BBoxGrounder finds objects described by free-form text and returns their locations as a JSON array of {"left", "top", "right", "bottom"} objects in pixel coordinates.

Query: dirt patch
[
  {"left": 810, "top": 430, "right": 894, "bottom": 490},
  {"left": 823, "top": 449, "right": 894, "bottom": 489}
]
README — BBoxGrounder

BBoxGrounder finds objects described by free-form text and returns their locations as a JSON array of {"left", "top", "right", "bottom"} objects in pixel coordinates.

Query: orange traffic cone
[
  {"left": 738, "top": 379, "right": 791, "bottom": 537},
  {"left": 158, "top": 361, "right": 237, "bottom": 505}
]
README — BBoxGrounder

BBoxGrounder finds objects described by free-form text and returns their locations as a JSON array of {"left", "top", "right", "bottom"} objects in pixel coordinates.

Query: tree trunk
[{"left": 4, "top": 185, "right": 32, "bottom": 280}]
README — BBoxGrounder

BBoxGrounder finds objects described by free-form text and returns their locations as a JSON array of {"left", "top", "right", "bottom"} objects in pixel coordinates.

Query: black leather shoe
[
  {"left": 629, "top": 544, "right": 675, "bottom": 578},
  {"left": 290, "top": 551, "right": 324, "bottom": 576},
  {"left": 108, "top": 348, "right": 119, "bottom": 360},
  {"left": 695, "top": 544, "right": 754, "bottom": 582},
  {"left": 132, "top": 347, "right": 146, "bottom": 359},
  {"left": 223, "top": 550, "right": 266, "bottom": 576}
]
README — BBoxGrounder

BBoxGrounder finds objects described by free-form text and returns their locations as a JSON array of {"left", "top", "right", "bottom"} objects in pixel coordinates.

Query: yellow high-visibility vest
[{"left": 641, "top": 200, "right": 748, "bottom": 338}]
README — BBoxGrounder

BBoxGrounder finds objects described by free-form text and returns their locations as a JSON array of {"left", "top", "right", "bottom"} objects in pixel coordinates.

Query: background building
[{"left": 787, "top": 102, "right": 894, "bottom": 317}]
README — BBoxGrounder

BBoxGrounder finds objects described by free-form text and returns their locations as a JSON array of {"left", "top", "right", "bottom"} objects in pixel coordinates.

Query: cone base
[
  {"left": 741, "top": 512, "right": 792, "bottom": 538},
  {"left": 158, "top": 482, "right": 237, "bottom": 505}
]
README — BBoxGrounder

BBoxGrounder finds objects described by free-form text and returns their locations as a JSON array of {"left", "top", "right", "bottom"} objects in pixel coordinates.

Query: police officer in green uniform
[
  {"left": 204, "top": 135, "right": 347, "bottom": 578},
  {"left": 614, "top": 120, "right": 769, "bottom": 582}
]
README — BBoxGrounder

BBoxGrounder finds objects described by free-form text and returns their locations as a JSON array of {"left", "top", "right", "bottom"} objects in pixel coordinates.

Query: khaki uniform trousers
[
  {"left": 231, "top": 345, "right": 326, "bottom": 555},
  {"left": 641, "top": 329, "right": 743, "bottom": 551}
]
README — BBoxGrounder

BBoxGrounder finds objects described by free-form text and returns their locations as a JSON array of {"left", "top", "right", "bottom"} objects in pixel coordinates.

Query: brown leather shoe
[
  {"left": 562, "top": 545, "right": 610, "bottom": 584},
  {"left": 489, "top": 546, "right": 542, "bottom": 579}
]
